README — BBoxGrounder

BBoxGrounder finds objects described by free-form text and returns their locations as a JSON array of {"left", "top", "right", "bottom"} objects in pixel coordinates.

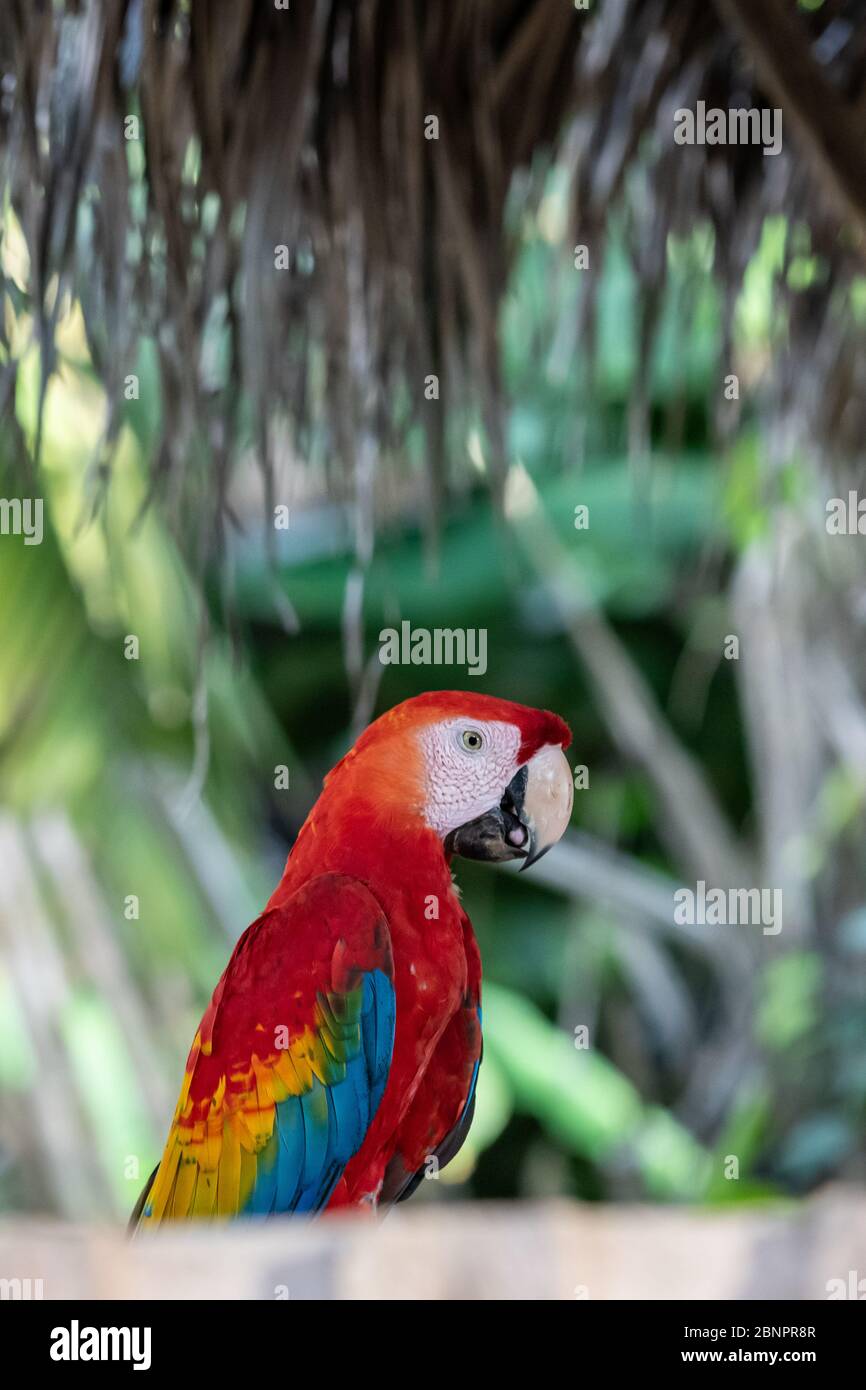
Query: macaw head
[{"left": 341, "top": 692, "right": 573, "bottom": 871}]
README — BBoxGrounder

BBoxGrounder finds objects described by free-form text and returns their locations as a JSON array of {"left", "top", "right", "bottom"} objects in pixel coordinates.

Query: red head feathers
[{"left": 347, "top": 690, "right": 572, "bottom": 765}]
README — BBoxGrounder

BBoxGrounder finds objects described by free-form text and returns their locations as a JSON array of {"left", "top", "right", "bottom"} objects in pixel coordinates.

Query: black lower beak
[
  {"left": 444, "top": 806, "right": 525, "bottom": 862},
  {"left": 445, "top": 767, "right": 531, "bottom": 864}
]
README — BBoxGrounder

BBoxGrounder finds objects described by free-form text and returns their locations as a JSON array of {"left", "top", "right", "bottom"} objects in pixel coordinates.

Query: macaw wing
[
  {"left": 135, "top": 873, "right": 395, "bottom": 1225},
  {"left": 380, "top": 999, "right": 482, "bottom": 1207}
]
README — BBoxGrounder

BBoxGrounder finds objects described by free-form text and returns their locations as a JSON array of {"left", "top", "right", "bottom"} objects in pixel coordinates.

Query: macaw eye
[{"left": 461, "top": 728, "right": 484, "bottom": 752}]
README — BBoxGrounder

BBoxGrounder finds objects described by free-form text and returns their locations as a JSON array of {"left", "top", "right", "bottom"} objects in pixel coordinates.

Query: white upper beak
[{"left": 519, "top": 744, "right": 574, "bottom": 870}]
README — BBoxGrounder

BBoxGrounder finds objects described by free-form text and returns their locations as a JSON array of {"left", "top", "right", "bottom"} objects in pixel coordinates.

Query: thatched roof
[{"left": 3, "top": 0, "right": 866, "bottom": 555}]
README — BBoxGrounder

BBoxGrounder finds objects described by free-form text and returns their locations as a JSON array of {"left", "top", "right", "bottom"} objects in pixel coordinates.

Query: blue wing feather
[
  {"left": 240, "top": 967, "right": 395, "bottom": 1217},
  {"left": 134, "top": 875, "right": 396, "bottom": 1229}
]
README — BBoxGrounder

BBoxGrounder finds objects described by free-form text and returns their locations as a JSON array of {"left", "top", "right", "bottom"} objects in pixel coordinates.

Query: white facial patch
[{"left": 418, "top": 718, "right": 522, "bottom": 839}]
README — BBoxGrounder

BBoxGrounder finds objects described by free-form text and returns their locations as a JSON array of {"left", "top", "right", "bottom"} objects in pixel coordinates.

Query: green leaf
[{"left": 484, "top": 981, "right": 710, "bottom": 1197}]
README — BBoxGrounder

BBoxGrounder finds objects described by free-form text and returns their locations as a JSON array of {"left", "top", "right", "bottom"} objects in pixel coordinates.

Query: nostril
[{"left": 507, "top": 825, "right": 527, "bottom": 847}]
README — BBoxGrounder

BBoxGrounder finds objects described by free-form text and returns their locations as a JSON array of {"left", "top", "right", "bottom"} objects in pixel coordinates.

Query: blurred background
[{"left": 1, "top": 0, "right": 865, "bottom": 1233}]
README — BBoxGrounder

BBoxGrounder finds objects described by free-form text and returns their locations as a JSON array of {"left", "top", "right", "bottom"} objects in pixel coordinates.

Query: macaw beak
[{"left": 444, "top": 745, "right": 574, "bottom": 868}]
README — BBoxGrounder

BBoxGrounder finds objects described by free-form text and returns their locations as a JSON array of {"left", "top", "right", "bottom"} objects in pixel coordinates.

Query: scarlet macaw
[{"left": 133, "top": 691, "right": 572, "bottom": 1224}]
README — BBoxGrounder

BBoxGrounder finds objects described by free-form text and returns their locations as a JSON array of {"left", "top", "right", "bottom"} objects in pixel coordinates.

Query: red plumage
[
  {"left": 134, "top": 691, "right": 571, "bottom": 1223},
  {"left": 270, "top": 692, "right": 569, "bottom": 1207}
]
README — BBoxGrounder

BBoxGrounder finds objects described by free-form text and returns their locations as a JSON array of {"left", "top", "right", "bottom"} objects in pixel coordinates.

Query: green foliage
[{"left": 484, "top": 982, "right": 710, "bottom": 1199}]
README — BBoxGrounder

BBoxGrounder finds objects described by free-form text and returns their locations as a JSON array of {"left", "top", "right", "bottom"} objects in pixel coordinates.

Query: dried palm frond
[{"left": 2, "top": 0, "right": 866, "bottom": 552}]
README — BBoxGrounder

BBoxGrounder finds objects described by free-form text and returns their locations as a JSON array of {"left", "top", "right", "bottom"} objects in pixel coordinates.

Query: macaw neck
[{"left": 266, "top": 786, "right": 455, "bottom": 919}]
